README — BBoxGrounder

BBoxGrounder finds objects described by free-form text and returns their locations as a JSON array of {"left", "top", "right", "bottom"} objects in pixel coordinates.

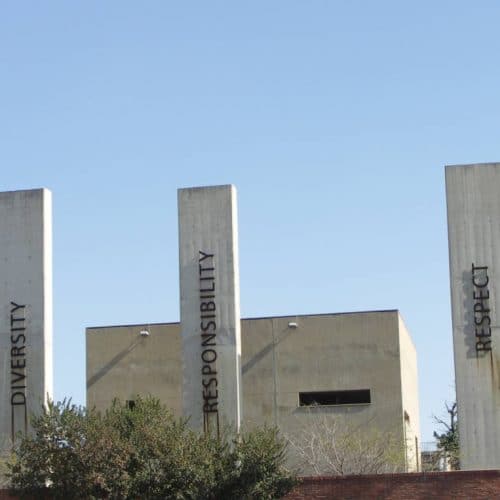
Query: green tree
[
  {"left": 0, "top": 455, "right": 9, "bottom": 489},
  {"left": 433, "top": 401, "right": 459, "bottom": 470},
  {"left": 8, "top": 397, "right": 297, "bottom": 499},
  {"left": 215, "top": 427, "right": 296, "bottom": 500},
  {"left": 8, "top": 400, "right": 131, "bottom": 499}
]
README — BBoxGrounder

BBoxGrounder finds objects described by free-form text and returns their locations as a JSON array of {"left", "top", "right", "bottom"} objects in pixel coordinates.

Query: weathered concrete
[
  {"left": 178, "top": 185, "right": 242, "bottom": 433},
  {"left": 446, "top": 163, "right": 500, "bottom": 469},
  {"left": 86, "top": 322, "right": 182, "bottom": 413},
  {"left": 0, "top": 189, "right": 53, "bottom": 450},
  {"left": 86, "top": 310, "right": 420, "bottom": 471},
  {"left": 398, "top": 315, "right": 421, "bottom": 470}
]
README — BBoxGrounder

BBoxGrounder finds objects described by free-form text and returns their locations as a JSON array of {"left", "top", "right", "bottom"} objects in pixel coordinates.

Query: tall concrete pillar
[
  {"left": 0, "top": 189, "right": 53, "bottom": 449},
  {"left": 178, "top": 185, "right": 242, "bottom": 434},
  {"left": 446, "top": 164, "right": 500, "bottom": 469}
]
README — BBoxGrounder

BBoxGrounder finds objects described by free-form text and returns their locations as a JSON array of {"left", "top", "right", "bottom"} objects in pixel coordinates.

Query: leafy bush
[{"left": 8, "top": 397, "right": 297, "bottom": 499}]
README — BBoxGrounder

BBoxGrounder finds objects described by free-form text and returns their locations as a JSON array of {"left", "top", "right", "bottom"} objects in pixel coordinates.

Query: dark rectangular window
[{"left": 299, "top": 389, "right": 371, "bottom": 407}]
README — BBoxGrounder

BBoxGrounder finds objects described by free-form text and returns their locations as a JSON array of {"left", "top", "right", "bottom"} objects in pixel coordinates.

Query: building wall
[
  {"left": 240, "top": 312, "right": 405, "bottom": 435},
  {"left": 446, "top": 163, "right": 500, "bottom": 469},
  {"left": 86, "top": 310, "right": 419, "bottom": 471},
  {"left": 87, "top": 322, "right": 182, "bottom": 413},
  {"left": 398, "top": 315, "right": 421, "bottom": 471}
]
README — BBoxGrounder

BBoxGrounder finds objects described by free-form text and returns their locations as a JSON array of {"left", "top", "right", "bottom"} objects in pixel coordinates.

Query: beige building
[{"left": 86, "top": 309, "right": 420, "bottom": 472}]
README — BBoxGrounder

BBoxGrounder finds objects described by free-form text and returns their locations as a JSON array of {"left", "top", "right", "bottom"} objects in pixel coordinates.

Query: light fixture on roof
[
  {"left": 139, "top": 329, "right": 150, "bottom": 337},
  {"left": 288, "top": 322, "right": 298, "bottom": 329}
]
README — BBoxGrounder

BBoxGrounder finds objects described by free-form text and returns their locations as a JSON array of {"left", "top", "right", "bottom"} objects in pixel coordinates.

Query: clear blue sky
[{"left": 2, "top": 1, "right": 499, "bottom": 443}]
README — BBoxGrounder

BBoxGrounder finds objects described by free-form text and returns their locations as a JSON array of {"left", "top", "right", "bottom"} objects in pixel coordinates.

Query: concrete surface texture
[
  {"left": 0, "top": 189, "right": 53, "bottom": 451},
  {"left": 177, "top": 185, "right": 242, "bottom": 433},
  {"left": 86, "top": 310, "right": 420, "bottom": 471},
  {"left": 446, "top": 163, "right": 500, "bottom": 469}
]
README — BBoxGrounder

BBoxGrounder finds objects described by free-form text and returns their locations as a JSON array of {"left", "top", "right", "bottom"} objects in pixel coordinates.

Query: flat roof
[{"left": 86, "top": 309, "right": 399, "bottom": 331}]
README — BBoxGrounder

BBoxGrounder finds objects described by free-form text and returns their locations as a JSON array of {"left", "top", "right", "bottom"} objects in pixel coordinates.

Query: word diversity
[{"left": 10, "top": 301, "right": 28, "bottom": 439}]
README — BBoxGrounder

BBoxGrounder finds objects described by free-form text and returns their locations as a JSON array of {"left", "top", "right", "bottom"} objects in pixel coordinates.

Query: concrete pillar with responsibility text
[{"left": 178, "top": 185, "right": 242, "bottom": 434}]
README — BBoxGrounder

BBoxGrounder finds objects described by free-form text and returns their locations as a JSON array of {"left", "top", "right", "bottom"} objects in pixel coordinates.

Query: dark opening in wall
[
  {"left": 299, "top": 389, "right": 371, "bottom": 406},
  {"left": 126, "top": 400, "right": 136, "bottom": 410}
]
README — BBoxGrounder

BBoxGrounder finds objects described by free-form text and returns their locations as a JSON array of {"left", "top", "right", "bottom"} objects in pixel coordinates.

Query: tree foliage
[
  {"left": 0, "top": 455, "right": 9, "bottom": 489},
  {"left": 433, "top": 401, "right": 459, "bottom": 470},
  {"left": 8, "top": 397, "right": 297, "bottom": 499},
  {"left": 287, "top": 413, "right": 406, "bottom": 476}
]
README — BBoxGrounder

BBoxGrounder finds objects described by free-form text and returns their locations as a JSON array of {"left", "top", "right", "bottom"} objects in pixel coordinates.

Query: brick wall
[
  {"left": 2, "top": 471, "right": 500, "bottom": 499},
  {"left": 285, "top": 470, "right": 500, "bottom": 499},
  {"left": 0, "top": 491, "right": 48, "bottom": 500},
  {"left": 0, "top": 491, "right": 17, "bottom": 500}
]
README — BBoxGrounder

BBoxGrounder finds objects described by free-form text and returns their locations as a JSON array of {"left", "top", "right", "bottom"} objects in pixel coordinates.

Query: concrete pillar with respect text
[{"left": 446, "top": 163, "right": 500, "bottom": 469}]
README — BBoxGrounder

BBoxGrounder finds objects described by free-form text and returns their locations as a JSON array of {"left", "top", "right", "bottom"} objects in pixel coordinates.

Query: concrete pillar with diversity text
[{"left": 0, "top": 189, "right": 53, "bottom": 450}]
